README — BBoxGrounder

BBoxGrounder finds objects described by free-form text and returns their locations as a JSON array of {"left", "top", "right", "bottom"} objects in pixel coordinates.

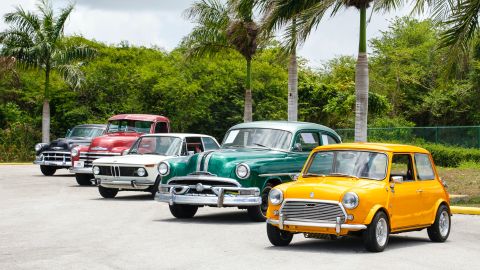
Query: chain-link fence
[{"left": 336, "top": 126, "right": 480, "bottom": 148}]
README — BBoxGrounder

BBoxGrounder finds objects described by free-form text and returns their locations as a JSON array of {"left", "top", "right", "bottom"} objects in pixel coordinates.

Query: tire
[
  {"left": 247, "top": 183, "right": 273, "bottom": 222},
  {"left": 40, "top": 165, "right": 56, "bottom": 176},
  {"left": 363, "top": 211, "right": 390, "bottom": 252},
  {"left": 266, "top": 223, "right": 293, "bottom": 246},
  {"left": 98, "top": 186, "right": 118, "bottom": 198},
  {"left": 75, "top": 174, "right": 93, "bottom": 186},
  {"left": 427, "top": 205, "right": 451, "bottom": 242},
  {"left": 169, "top": 204, "right": 198, "bottom": 219}
]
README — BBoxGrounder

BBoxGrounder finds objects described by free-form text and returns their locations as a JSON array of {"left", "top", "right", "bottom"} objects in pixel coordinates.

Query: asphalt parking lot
[{"left": 1, "top": 165, "right": 480, "bottom": 270}]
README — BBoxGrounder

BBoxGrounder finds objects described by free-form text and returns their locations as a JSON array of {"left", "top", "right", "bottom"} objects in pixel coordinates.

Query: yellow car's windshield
[{"left": 305, "top": 150, "right": 388, "bottom": 180}]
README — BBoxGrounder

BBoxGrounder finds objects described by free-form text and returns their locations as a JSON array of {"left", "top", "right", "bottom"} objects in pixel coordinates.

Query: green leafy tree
[
  {"left": 183, "top": 0, "right": 263, "bottom": 122},
  {"left": 0, "top": 0, "right": 95, "bottom": 142}
]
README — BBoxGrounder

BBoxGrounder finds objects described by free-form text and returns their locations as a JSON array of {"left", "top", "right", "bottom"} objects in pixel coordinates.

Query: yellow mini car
[{"left": 266, "top": 143, "right": 451, "bottom": 252}]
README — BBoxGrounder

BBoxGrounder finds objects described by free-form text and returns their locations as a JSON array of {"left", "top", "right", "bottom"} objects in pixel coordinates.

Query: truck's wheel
[
  {"left": 427, "top": 205, "right": 451, "bottom": 242},
  {"left": 169, "top": 204, "right": 198, "bottom": 219},
  {"left": 40, "top": 165, "right": 56, "bottom": 176},
  {"left": 266, "top": 223, "right": 293, "bottom": 246},
  {"left": 75, "top": 174, "right": 93, "bottom": 186},
  {"left": 98, "top": 186, "right": 118, "bottom": 198},
  {"left": 246, "top": 183, "right": 273, "bottom": 222},
  {"left": 363, "top": 211, "right": 389, "bottom": 252}
]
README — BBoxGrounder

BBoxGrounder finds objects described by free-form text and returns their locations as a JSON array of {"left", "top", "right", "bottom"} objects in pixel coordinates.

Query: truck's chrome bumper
[
  {"left": 155, "top": 184, "right": 261, "bottom": 207},
  {"left": 267, "top": 218, "right": 367, "bottom": 233},
  {"left": 69, "top": 167, "right": 93, "bottom": 174},
  {"left": 33, "top": 160, "right": 71, "bottom": 167},
  {"left": 94, "top": 178, "right": 155, "bottom": 190}
]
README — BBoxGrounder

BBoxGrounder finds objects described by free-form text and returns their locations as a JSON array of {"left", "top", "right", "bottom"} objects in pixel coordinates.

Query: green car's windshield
[
  {"left": 107, "top": 120, "right": 152, "bottom": 133},
  {"left": 129, "top": 136, "right": 182, "bottom": 156},
  {"left": 67, "top": 127, "right": 104, "bottom": 138},
  {"left": 221, "top": 128, "right": 292, "bottom": 150},
  {"left": 306, "top": 150, "right": 388, "bottom": 180}
]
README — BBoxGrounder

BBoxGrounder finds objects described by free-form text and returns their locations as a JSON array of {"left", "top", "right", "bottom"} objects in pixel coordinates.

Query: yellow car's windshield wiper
[
  {"left": 303, "top": 173, "right": 326, "bottom": 178},
  {"left": 328, "top": 172, "right": 359, "bottom": 179}
]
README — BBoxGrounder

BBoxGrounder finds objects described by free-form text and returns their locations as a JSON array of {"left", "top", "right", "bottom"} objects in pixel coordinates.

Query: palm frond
[
  {"left": 52, "top": 44, "right": 96, "bottom": 65},
  {"left": 441, "top": 0, "right": 480, "bottom": 48},
  {"left": 57, "top": 63, "right": 85, "bottom": 90},
  {"left": 53, "top": 3, "right": 74, "bottom": 41},
  {"left": 4, "top": 6, "right": 41, "bottom": 38}
]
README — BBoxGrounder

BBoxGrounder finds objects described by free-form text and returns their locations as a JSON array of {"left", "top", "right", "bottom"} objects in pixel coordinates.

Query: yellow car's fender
[{"left": 364, "top": 204, "right": 390, "bottom": 225}]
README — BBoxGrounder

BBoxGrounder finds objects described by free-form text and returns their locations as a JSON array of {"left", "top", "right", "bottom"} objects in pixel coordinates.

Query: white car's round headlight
[
  {"left": 71, "top": 148, "right": 79, "bottom": 157},
  {"left": 236, "top": 163, "right": 250, "bottom": 179},
  {"left": 342, "top": 192, "right": 359, "bottom": 209},
  {"left": 93, "top": 166, "right": 100, "bottom": 175},
  {"left": 137, "top": 167, "right": 146, "bottom": 177},
  {"left": 269, "top": 189, "right": 283, "bottom": 205},
  {"left": 158, "top": 162, "right": 170, "bottom": 176},
  {"left": 35, "top": 143, "right": 43, "bottom": 152}
]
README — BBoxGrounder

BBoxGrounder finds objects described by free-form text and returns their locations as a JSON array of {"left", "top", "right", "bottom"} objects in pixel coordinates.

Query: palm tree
[
  {"left": 0, "top": 0, "right": 95, "bottom": 143},
  {"left": 259, "top": 0, "right": 406, "bottom": 141},
  {"left": 184, "top": 0, "right": 261, "bottom": 122}
]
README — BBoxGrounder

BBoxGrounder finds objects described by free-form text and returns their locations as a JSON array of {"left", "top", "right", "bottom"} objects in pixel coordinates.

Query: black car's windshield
[
  {"left": 221, "top": 128, "right": 292, "bottom": 150},
  {"left": 306, "top": 150, "right": 388, "bottom": 180},
  {"left": 107, "top": 120, "right": 152, "bottom": 133},
  {"left": 67, "top": 127, "right": 104, "bottom": 138},
  {"left": 129, "top": 136, "right": 182, "bottom": 156}
]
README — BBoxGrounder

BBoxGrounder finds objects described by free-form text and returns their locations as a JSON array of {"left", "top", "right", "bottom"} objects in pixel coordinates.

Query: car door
[
  {"left": 414, "top": 153, "right": 441, "bottom": 225},
  {"left": 388, "top": 153, "right": 424, "bottom": 230}
]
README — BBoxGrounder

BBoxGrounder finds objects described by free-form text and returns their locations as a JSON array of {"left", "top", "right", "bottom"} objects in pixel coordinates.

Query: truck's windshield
[
  {"left": 67, "top": 127, "right": 104, "bottom": 138},
  {"left": 107, "top": 120, "right": 152, "bottom": 134}
]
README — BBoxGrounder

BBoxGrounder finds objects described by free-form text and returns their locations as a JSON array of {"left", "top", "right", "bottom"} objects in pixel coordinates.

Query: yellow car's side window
[
  {"left": 391, "top": 154, "right": 415, "bottom": 181},
  {"left": 414, "top": 153, "right": 435, "bottom": 180}
]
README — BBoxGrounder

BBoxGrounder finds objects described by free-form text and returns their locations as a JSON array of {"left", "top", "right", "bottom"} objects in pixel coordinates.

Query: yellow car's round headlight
[
  {"left": 269, "top": 189, "right": 283, "bottom": 205},
  {"left": 342, "top": 192, "right": 359, "bottom": 209}
]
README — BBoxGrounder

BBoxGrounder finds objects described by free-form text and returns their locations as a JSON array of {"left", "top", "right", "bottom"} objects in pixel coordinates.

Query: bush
[
  {"left": 419, "top": 143, "right": 480, "bottom": 168},
  {"left": 0, "top": 122, "right": 40, "bottom": 162}
]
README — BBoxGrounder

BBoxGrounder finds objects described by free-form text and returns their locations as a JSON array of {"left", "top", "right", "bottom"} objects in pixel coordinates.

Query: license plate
[{"left": 74, "top": 161, "right": 84, "bottom": 168}]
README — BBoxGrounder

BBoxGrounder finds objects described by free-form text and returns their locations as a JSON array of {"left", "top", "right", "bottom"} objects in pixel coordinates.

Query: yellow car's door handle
[{"left": 416, "top": 189, "right": 423, "bottom": 193}]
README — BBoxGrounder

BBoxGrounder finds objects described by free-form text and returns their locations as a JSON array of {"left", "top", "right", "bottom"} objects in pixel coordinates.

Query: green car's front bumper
[{"left": 155, "top": 175, "right": 261, "bottom": 207}]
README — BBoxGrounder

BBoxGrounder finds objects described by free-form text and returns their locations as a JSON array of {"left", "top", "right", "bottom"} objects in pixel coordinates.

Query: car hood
[
  {"left": 188, "top": 148, "right": 288, "bottom": 176},
  {"left": 284, "top": 177, "right": 385, "bottom": 201},
  {"left": 88, "top": 132, "right": 142, "bottom": 153},
  {"left": 93, "top": 154, "right": 171, "bottom": 166},
  {"left": 44, "top": 137, "right": 92, "bottom": 151}
]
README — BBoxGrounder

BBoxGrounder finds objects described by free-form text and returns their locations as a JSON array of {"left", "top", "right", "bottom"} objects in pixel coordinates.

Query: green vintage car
[{"left": 155, "top": 121, "right": 341, "bottom": 221}]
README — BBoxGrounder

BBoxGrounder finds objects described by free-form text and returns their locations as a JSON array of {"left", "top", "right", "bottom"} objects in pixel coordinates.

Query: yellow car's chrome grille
[{"left": 280, "top": 200, "right": 346, "bottom": 223}]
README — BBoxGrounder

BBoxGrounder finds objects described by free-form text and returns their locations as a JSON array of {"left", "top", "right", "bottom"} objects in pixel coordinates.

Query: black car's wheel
[
  {"left": 40, "top": 165, "right": 56, "bottom": 176},
  {"left": 363, "top": 211, "right": 390, "bottom": 252},
  {"left": 98, "top": 186, "right": 118, "bottom": 198},
  {"left": 266, "top": 223, "right": 293, "bottom": 246},
  {"left": 75, "top": 174, "right": 93, "bottom": 186},
  {"left": 169, "top": 204, "right": 198, "bottom": 219},
  {"left": 247, "top": 183, "right": 273, "bottom": 222},
  {"left": 428, "top": 205, "right": 451, "bottom": 242}
]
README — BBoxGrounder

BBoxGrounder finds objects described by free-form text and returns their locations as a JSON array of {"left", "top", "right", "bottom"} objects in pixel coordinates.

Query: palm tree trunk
[
  {"left": 42, "top": 66, "right": 51, "bottom": 143},
  {"left": 354, "top": 5, "right": 369, "bottom": 142},
  {"left": 244, "top": 58, "right": 253, "bottom": 122},
  {"left": 288, "top": 47, "right": 298, "bottom": 122}
]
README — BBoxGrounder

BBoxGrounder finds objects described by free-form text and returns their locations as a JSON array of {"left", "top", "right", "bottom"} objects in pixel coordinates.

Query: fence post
[{"left": 478, "top": 126, "right": 480, "bottom": 148}]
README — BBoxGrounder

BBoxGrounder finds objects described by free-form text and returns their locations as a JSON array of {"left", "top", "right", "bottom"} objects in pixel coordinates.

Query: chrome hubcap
[
  {"left": 439, "top": 210, "right": 450, "bottom": 237},
  {"left": 376, "top": 218, "right": 388, "bottom": 247}
]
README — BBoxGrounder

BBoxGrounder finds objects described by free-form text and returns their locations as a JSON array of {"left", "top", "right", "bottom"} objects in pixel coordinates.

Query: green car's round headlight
[
  {"left": 158, "top": 162, "right": 170, "bottom": 176},
  {"left": 342, "top": 192, "right": 359, "bottom": 209},
  {"left": 235, "top": 163, "right": 250, "bottom": 179},
  {"left": 269, "top": 189, "right": 283, "bottom": 205}
]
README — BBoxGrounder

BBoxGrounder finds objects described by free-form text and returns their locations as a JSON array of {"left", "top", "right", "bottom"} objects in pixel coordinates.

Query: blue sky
[{"left": 0, "top": 0, "right": 417, "bottom": 67}]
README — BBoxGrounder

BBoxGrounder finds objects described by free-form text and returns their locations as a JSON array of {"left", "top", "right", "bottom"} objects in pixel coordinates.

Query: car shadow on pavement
[
  {"left": 90, "top": 194, "right": 154, "bottom": 201},
  {"left": 155, "top": 211, "right": 255, "bottom": 225},
  {"left": 33, "top": 173, "right": 75, "bottom": 177},
  {"left": 264, "top": 235, "right": 432, "bottom": 254}
]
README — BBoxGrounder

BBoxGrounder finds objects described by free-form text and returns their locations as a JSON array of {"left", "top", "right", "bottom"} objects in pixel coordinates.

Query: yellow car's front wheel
[
  {"left": 267, "top": 223, "right": 293, "bottom": 246},
  {"left": 363, "top": 211, "right": 390, "bottom": 252}
]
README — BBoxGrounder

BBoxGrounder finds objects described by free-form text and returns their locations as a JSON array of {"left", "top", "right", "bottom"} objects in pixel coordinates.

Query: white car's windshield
[
  {"left": 221, "top": 128, "right": 292, "bottom": 150},
  {"left": 129, "top": 136, "right": 182, "bottom": 156},
  {"left": 305, "top": 151, "right": 388, "bottom": 180},
  {"left": 68, "top": 127, "right": 104, "bottom": 138},
  {"left": 107, "top": 120, "right": 152, "bottom": 133}
]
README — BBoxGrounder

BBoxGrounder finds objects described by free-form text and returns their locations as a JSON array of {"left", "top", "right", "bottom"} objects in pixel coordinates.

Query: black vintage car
[{"left": 34, "top": 124, "right": 106, "bottom": 176}]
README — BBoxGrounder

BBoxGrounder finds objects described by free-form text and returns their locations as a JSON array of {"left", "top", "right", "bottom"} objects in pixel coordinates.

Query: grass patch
[
  {"left": 436, "top": 166, "right": 480, "bottom": 197},
  {"left": 451, "top": 196, "right": 480, "bottom": 208}
]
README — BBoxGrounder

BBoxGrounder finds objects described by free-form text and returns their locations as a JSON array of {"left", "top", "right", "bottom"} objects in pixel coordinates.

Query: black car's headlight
[{"left": 35, "top": 143, "right": 47, "bottom": 152}]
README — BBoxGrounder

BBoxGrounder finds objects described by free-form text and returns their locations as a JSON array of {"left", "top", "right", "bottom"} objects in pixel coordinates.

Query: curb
[
  {"left": 0, "top": 163, "right": 32, "bottom": 165},
  {"left": 451, "top": 206, "right": 480, "bottom": 215}
]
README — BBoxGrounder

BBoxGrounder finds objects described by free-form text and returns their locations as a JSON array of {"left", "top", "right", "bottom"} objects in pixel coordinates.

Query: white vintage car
[{"left": 92, "top": 133, "right": 220, "bottom": 198}]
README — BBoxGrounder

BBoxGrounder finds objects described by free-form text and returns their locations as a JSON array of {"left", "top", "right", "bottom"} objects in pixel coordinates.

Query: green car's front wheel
[
  {"left": 247, "top": 183, "right": 273, "bottom": 222},
  {"left": 169, "top": 204, "right": 198, "bottom": 219}
]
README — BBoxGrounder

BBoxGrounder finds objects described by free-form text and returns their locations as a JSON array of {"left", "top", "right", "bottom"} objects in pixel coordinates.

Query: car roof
[
  {"left": 315, "top": 142, "right": 430, "bottom": 154},
  {"left": 228, "top": 121, "right": 340, "bottom": 137},
  {"left": 140, "top": 133, "right": 215, "bottom": 139},
  {"left": 108, "top": 114, "right": 170, "bottom": 122},
  {"left": 74, "top": 124, "right": 107, "bottom": 129}
]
